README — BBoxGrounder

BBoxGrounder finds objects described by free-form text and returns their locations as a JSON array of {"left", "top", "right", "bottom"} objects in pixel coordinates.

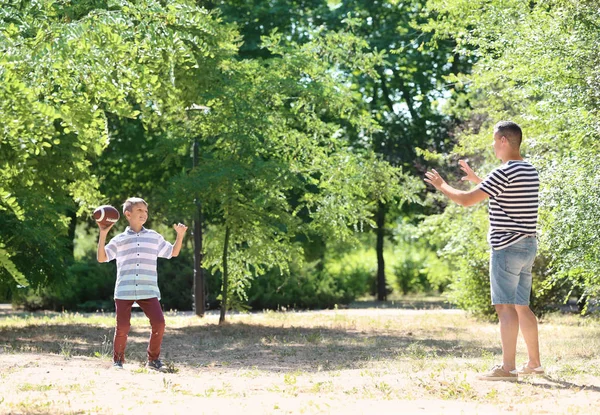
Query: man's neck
[{"left": 502, "top": 153, "right": 523, "bottom": 163}]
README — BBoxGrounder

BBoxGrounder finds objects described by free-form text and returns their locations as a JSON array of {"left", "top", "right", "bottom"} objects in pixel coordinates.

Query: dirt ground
[{"left": 1, "top": 307, "right": 599, "bottom": 414}]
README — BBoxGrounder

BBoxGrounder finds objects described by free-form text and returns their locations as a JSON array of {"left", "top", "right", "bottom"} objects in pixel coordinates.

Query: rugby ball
[{"left": 93, "top": 205, "right": 120, "bottom": 227}]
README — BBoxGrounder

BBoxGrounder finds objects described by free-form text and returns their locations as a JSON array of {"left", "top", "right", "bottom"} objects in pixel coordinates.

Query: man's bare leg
[
  {"left": 515, "top": 305, "right": 541, "bottom": 368},
  {"left": 494, "top": 304, "right": 519, "bottom": 371}
]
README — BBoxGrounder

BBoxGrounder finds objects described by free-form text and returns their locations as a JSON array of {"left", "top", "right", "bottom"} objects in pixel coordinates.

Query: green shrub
[
  {"left": 11, "top": 247, "right": 220, "bottom": 312},
  {"left": 157, "top": 249, "right": 221, "bottom": 312},
  {"left": 247, "top": 255, "right": 373, "bottom": 310},
  {"left": 12, "top": 258, "right": 116, "bottom": 311},
  {"left": 418, "top": 203, "right": 562, "bottom": 319}
]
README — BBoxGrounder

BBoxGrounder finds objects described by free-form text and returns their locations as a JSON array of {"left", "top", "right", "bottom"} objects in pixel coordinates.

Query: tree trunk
[
  {"left": 376, "top": 201, "right": 387, "bottom": 301},
  {"left": 192, "top": 138, "right": 206, "bottom": 317},
  {"left": 218, "top": 226, "right": 231, "bottom": 325},
  {"left": 67, "top": 209, "right": 77, "bottom": 255}
]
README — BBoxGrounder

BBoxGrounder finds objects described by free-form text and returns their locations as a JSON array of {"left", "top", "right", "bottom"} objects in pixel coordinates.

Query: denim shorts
[{"left": 490, "top": 236, "right": 537, "bottom": 305}]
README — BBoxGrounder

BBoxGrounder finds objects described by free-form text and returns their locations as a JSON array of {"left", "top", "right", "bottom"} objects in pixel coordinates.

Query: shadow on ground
[
  {"left": 1, "top": 318, "right": 499, "bottom": 373},
  {"left": 348, "top": 298, "right": 455, "bottom": 310}
]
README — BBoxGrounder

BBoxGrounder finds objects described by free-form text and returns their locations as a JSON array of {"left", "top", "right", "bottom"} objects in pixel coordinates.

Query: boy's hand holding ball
[{"left": 94, "top": 205, "right": 120, "bottom": 231}]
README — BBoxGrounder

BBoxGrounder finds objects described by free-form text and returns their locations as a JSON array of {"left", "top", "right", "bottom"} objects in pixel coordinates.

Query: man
[{"left": 424, "top": 121, "right": 543, "bottom": 381}]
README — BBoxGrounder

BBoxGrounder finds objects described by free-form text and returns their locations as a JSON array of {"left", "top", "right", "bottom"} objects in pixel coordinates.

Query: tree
[
  {"left": 423, "top": 0, "right": 600, "bottom": 312},
  {"left": 0, "top": 0, "right": 237, "bottom": 293},
  {"left": 214, "top": 0, "right": 470, "bottom": 300},
  {"left": 163, "top": 29, "right": 420, "bottom": 322}
]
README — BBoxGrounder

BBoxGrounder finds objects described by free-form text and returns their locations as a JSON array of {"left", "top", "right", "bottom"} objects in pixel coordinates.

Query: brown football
[{"left": 93, "top": 205, "right": 120, "bottom": 227}]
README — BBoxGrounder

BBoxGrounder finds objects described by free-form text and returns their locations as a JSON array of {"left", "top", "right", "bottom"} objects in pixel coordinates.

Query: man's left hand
[{"left": 424, "top": 169, "right": 447, "bottom": 190}]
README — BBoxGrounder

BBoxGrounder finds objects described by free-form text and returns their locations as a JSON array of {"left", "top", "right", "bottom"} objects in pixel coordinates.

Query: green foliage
[
  {"left": 12, "top": 257, "right": 116, "bottom": 311},
  {"left": 417, "top": 203, "right": 493, "bottom": 317},
  {"left": 11, "top": 246, "right": 217, "bottom": 312},
  {"left": 423, "top": 0, "right": 600, "bottom": 310},
  {"left": 247, "top": 259, "right": 371, "bottom": 310},
  {"left": 214, "top": 0, "right": 471, "bottom": 303},
  {"left": 540, "top": 152, "right": 600, "bottom": 305},
  {"left": 159, "top": 24, "right": 419, "bottom": 320},
  {"left": 0, "top": 0, "right": 237, "bottom": 288}
]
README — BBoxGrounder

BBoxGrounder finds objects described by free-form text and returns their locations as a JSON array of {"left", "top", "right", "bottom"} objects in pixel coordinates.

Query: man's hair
[
  {"left": 494, "top": 121, "right": 522, "bottom": 149},
  {"left": 123, "top": 197, "right": 148, "bottom": 214}
]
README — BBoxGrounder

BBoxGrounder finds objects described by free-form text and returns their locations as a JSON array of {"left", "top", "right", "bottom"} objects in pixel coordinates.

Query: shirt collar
[{"left": 125, "top": 226, "right": 147, "bottom": 235}]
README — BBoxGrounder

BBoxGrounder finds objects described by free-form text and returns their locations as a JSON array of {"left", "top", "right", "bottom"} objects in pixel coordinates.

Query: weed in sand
[
  {"left": 484, "top": 388, "right": 500, "bottom": 402},
  {"left": 14, "top": 399, "right": 53, "bottom": 413},
  {"left": 261, "top": 334, "right": 278, "bottom": 345},
  {"left": 278, "top": 346, "right": 297, "bottom": 357},
  {"left": 416, "top": 372, "right": 478, "bottom": 401},
  {"left": 238, "top": 366, "right": 263, "bottom": 378},
  {"left": 131, "top": 367, "right": 147, "bottom": 374},
  {"left": 305, "top": 332, "right": 323, "bottom": 344},
  {"left": 284, "top": 372, "right": 298, "bottom": 386},
  {"left": 310, "top": 381, "right": 334, "bottom": 394},
  {"left": 18, "top": 383, "right": 54, "bottom": 392},
  {"left": 59, "top": 336, "right": 74, "bottom": 359},
  {"left": 343, "top": 386, "right": 360, "bottom": 395},
  {"left": 359, "top": 369, "right": 377, "bottom": 378},
  {"left": 94, "top": 332, "right": 112, "bottom": 359},
  {"left": 162, "top": 377, "right": 183, "bottom": 393},
  {"left": 374, "top": 381, "right": 395, "bottom": 399},
  {"left": 557, "top": 363, "right": 587, "bottom": 378}
]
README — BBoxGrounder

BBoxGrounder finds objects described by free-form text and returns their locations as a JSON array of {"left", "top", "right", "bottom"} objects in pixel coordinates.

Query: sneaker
[
  {"left": 113, "top": 360, "right": 124, "bottom": 370},
  {"left": 146, "top": 359, "right": 168, "bottom": 373},
  {"left": 517, "top": 364, "right": 544, "bottom": 376},
  {"left": 477, "top": 364, "right": 518, "bottom": 381}
]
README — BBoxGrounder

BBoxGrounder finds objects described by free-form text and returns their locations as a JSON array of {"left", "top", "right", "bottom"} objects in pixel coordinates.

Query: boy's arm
[
  {"left": 97, "top": 223, "right": 114, "bottom": 262},
  {"left": 425, "top": 169, "right": 489, "bottom": 207},
  {"left": 171, "top": 223, "right": 189, "bottom": 257}
]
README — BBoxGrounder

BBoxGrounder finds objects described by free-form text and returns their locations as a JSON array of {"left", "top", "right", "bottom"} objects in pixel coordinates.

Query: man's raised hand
[
  {"left": 424, "top": 169, "right": 447, "bottom": 190},
  {"left": 459, "top": 160, "right": 481, "bottom": 184}
]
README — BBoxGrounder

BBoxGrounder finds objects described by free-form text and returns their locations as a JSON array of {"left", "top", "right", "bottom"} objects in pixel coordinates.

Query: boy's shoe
[
  {"left": 517, "top": 364, "right": 544, "bottom": 376},
  {"left": 477, "top": 364, "right": 518, "bottom": 381},
  {"left": 146, "top": 359, "right": 168, "bottom": 373},
  {"left": 113, "top": 360, "right": 124, "bottom": 370}
]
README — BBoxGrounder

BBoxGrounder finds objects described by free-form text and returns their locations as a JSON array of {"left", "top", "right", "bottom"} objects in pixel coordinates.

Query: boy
[
  {"left": 424, "top": 121, "right": 543, "bottom": 381},
  {"left": 97, "top": 197, "right": 188, "bottom": 371}
]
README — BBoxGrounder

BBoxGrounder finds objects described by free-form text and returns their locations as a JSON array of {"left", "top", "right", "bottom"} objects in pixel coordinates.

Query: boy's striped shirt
[
  {"left": 477, "top": 160, "right": 539, "bottom": 250},
  {"left": 103, "top": 227, "right": 173, "bottom": 300}
]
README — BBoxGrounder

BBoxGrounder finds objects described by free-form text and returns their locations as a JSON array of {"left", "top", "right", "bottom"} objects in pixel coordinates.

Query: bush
[
  {"left": 157, "top": 249, "right": 221, "bottom": 312},
  {"left": 247, "top": 255, "right": 373, "bottom": 310},
  {"left": 418, "top": 203, "right": 564, "bottom": 319},
  {"left": 12, "top": 258, "right": 116, "bottom": 311},
  {"left": 11, "top": 248, "right": 220, "bottom": 312},
  {"left": 391, "top": 241, "right": 452, "bottom": 295}
]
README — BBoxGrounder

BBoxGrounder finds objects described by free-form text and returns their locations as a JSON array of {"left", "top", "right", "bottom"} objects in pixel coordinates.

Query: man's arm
[
  {"left": 171, "top": 223, "right": 189, "bottom": 257},
  {"left": 425, "top": 168, "right": 489, "bottom": 207}
]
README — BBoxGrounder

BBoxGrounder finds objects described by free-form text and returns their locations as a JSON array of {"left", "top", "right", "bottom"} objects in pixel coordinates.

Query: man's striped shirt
[
  {"left": 477, "top": 160, "right": 539, "bottom": 250},
  {"left": 103, "top": 226, "right": 173, "bottom": 300}
]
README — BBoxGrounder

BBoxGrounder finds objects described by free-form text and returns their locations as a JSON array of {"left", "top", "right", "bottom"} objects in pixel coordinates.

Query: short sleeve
[
  {"left": 157, "top": 234, "right": 174, "bottom": 259},
  {"left": 104, "top": 238, "right": 118, "bottom": 262},
  {"left": 478, "top": 167, "right": 509, "bottom": 198}
]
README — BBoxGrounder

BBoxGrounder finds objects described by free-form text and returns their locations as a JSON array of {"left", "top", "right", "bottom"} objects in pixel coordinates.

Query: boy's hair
[
  {"left": 122, "top": 197, "right": 148, "bottom": 214},
  {"left": 494, "top": 121, "right": 522, "bottom": 149}
]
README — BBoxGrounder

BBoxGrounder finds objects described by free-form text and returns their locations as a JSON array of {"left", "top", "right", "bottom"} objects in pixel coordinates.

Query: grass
[{"left": 1, "top": 305, "right": 600, "bottom": 414}]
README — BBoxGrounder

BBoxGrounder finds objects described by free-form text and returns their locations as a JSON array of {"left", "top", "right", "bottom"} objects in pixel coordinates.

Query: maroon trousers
[{"left": 113, "top": 297, "right": 165, "bottom": 363}]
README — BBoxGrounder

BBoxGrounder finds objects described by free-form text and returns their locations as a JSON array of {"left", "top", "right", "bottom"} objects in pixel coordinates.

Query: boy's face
[{"left": 125, "top": 203, "right": 148, "bottom": 227}]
